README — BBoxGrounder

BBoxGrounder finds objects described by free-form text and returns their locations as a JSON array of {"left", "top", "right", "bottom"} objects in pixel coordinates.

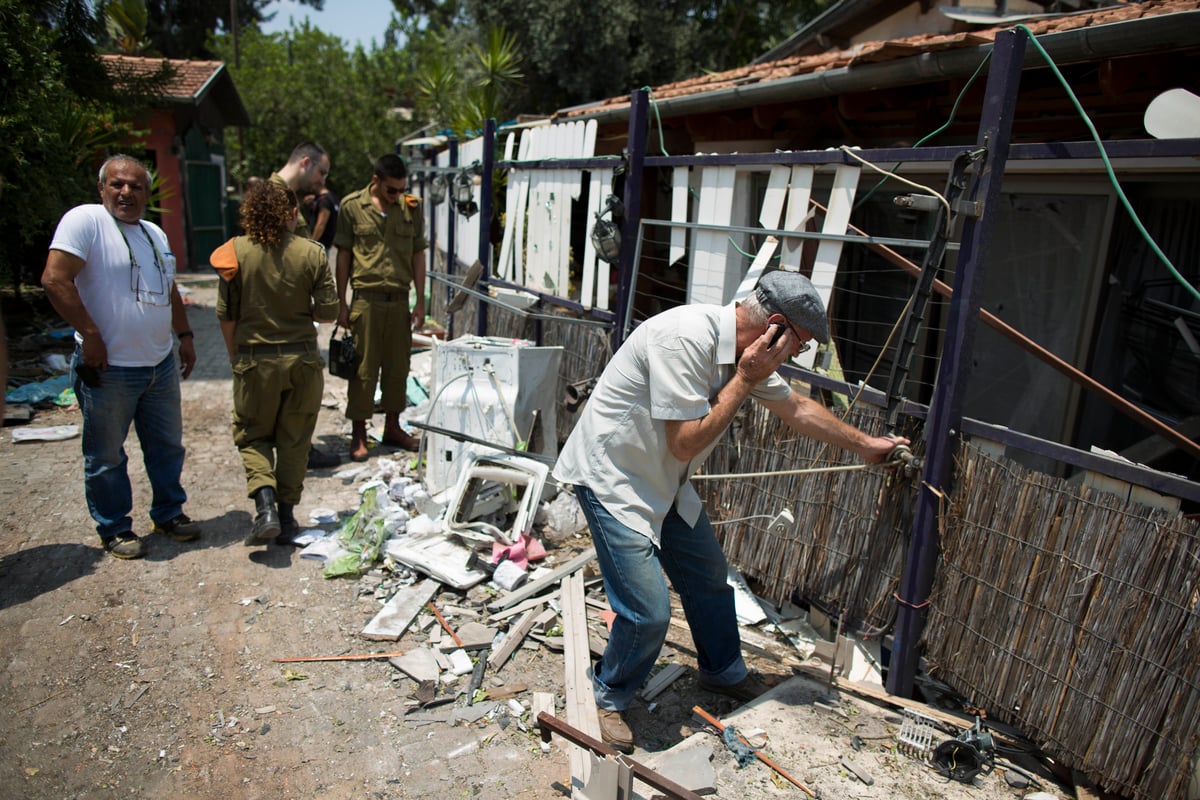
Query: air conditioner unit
[{"left": 423, "top": 335, "right": 562, "bottom": 500}]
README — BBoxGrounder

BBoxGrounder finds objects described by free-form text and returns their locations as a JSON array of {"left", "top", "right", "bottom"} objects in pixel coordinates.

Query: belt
[
  {"left": 355, "top": 288, "right": 407, "bottom": 302},
  {"left": 237, "top": 342, "right": 317, "bottom": 356}
]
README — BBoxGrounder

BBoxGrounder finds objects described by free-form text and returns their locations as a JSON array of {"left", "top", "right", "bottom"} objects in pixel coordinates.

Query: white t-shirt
[
  {"left": 50, "top": 204, "right": 177, "bottom": 367},
  {"left": 553, "top": 302, "right": 790, "bottom": 545}
]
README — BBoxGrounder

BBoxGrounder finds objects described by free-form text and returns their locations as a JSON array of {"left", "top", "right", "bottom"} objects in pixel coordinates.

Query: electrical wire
[
  {"left": 694, "top": 462, "right": 877, "bottom": 481},
  {"left": 839, "top": 146, "right": 952, "bottom": 236},
  {"left": 854, "top": 50, "right": 993, "bottom": 209},
  {"left": 1013, "top": 24, "right": 1200, "bottom": 304},
  {"left": 643, "top": 86, "right": 670, "bottom": 157}
]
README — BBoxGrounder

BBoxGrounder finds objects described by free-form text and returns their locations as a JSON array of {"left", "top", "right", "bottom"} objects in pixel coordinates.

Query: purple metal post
[
  {"left": 476, "top": 119, "right": 496, "bottom": 337},
  {"left": 613, "top": 90, "right": 649, "bottom": 351},
  {"left": 886, "top": 28, "right": 1027, "bottom": 697},
  {"left": 445, "top": 139, "right": 459, "bottom": 338}
]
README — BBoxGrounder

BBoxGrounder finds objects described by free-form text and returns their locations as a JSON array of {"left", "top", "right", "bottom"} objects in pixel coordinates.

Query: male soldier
[
  {"left": 269, "top": 142, "right": 330, "bottom": 241},
  {"left": 334, "top": 153, "right": 426, "bottom": 461},
  {"left": 269, "top": 141, "right": 339, "bottom": 468}
]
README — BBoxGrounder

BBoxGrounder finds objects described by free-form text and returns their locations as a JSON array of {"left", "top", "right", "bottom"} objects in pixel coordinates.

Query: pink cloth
[{"left": 491, "top": 532, "right": 547, "bottom": 569}]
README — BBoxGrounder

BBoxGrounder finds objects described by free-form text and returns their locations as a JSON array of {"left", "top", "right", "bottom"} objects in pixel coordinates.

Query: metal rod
[
  {"left": 406, "top": 420, "right": 557, "bottom": 465},
  {"left": 272, "top": 652, "right": 405, "bottom": 663},
  {"left": 638, "top": 216, "right": 932, "bottom": 250},
  {"left": 691, "top": 706, "right": 817, "bottom": 798},
  {"left": 812, "top": 203, "right": 1200, "bottom": 461},
  {"left": 535, "top": 711, "right": 706, "bottom": 800},
  {"left": 427, "top": 602, "right": 465, "bottom": 648},
  {"left": 477, "top": 118, "right": 495, "bottom": 337}
]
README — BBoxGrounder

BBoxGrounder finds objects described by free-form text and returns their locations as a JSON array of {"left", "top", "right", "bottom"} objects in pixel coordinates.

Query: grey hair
[
  {"left": 98, "top": 155, "right": 151, "bottom": 185},
  {"left": 739, "top": 292, "right": 771, "bottom": 326}
]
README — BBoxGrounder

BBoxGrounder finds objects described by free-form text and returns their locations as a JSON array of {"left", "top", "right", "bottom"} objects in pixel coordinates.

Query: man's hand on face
[{"left": 737, "top": 323, "right": 795, "bottom": 384}]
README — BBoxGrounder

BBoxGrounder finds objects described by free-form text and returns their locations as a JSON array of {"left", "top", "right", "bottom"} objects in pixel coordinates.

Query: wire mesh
[{"left": 897, "top": 708, "right": 941, "bottom": 759}]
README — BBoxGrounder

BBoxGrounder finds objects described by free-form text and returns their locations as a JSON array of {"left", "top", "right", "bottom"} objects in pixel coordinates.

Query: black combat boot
[
  {"left": 276, "top": 503, "right": 300, "bottom": 546},
  {"left": 247, "top": 486, "right": 281, "bottom": 545}
]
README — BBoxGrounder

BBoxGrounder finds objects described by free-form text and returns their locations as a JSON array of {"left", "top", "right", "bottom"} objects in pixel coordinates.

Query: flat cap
[{"left": 755, "top": 270, "right": 829, "bottom": 344}]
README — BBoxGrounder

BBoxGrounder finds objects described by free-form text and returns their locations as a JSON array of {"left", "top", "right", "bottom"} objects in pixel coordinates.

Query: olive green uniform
[
  {"left": 216, "top": 234, "right": 338, "bottom": 503},
  {"left": 268, "top": 173, "right": 311, "bottom": 240},
  {"left": 334, "top": 185, "right": 427, "bottom": 421}
]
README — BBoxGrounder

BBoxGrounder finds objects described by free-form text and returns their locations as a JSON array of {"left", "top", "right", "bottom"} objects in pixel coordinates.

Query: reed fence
[{"left": 924, "top": 442, "right": 1200, "bottom": 800}]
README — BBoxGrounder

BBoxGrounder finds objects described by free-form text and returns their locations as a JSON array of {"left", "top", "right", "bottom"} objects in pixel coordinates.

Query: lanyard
[{"left": 114, "top": 217, "right": 169, "bottom": 302}]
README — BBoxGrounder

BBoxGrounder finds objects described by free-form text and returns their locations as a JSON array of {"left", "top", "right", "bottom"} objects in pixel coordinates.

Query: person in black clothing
[{"left": 309, "top": 185, "right": 339, "bottom": 253}]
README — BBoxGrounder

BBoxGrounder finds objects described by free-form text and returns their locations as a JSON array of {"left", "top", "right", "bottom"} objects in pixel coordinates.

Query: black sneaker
[
  {"left": 152, "top": 513, "right": 200, "bottom": 542},
  {"left": 103, "top": 532, "right": 145, "bottom": 559}
]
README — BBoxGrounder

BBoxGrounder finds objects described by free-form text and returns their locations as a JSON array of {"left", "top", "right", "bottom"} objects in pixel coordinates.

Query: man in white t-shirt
[{"left": 41, "top": 155, "right": 200, "bottom": 559}]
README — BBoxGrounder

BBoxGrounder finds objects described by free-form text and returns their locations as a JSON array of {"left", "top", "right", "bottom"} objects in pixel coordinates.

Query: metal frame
[{"left": 426, "top": 27, "right": 1200, "bottom": 698}]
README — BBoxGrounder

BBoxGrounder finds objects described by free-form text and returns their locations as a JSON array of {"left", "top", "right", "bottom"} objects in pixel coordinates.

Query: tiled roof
[
  {"left": 560, "top": 0, "right": 1200, "bottom": 117},
  {"left": 100, "top": 54, "right": 226, "bottom": 102}
]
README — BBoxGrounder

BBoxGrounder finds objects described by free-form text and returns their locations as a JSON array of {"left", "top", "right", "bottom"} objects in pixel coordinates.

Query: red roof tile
[
  {"left": 100, "top": 54, "right": 227, "bottom": 102},
  {"left": 561, "top": 0, "right": 1200, "bottom": 116}
]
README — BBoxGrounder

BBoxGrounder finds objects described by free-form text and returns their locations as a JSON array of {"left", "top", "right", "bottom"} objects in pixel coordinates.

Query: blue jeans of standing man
[
  {"left": 72, "top": 350, "right": 187, "bottom": 541},
  {"left": 572, "top": 484, "right": 747, "bottom": 712}
]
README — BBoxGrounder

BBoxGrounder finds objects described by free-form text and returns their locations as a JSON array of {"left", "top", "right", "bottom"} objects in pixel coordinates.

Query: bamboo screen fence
[
  {"left": 697, "top": 404, "right": 1199, "bottom": 799},
  {"left": 924, "top": 442, "right": 1200, "bottom": 800},
  {"left": 700, "top": 402, "right": 920, "bottom": 628}
]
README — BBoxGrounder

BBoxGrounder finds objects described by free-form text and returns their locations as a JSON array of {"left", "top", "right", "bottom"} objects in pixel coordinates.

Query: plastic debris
[{"left": 12, "top": 425, "right": 80, "bottom": 443}]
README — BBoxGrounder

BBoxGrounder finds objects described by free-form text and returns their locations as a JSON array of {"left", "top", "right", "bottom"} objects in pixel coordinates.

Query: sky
[{"left": 259, "top": 0, "right": 399, "bottom": 50}]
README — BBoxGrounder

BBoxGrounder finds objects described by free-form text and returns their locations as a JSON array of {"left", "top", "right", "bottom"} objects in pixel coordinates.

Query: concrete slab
[
  {"left": 389, "top": 646, "right": 440, "bottom": 683},
  {"left": 638, "top": 734, "right": 716, "bottom": 795}
]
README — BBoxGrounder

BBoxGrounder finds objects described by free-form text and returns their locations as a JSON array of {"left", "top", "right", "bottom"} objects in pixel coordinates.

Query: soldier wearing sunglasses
[{"left": 334, "top": 153, "right": 427, "bottom": 462}]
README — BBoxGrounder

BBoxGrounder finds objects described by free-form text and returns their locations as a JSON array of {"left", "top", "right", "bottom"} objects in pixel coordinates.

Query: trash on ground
[{"left": 12, "top": 424, "right": 80, "bottom": 443}]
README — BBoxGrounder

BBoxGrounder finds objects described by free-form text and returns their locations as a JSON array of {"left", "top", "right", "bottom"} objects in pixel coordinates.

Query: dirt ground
[{"left": 0, "top": 275, "right": 1072, "bottom": 800}]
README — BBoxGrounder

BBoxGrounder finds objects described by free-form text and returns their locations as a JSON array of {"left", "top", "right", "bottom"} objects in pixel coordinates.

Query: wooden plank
[
  {"left": 488, "top": 591, "right": 560, "bottom": 622},
  {"left": 758, "top": 164, "right": 790, "bottom": 229},
  {"left": 592, "top": 169, "right": 614, "bottom": 310},
  {"left": 732, "top": 236, "right": 779, "bottom": 300},
  {"left": 532, "top": 691, "right": 556, "bottom": 730},
  {"left": 779, "top": 164, "right": 814, "bottom": 270},
  {"left": 491, "top": 606, "right": 542, "bottom": 671},
  {"left": 670, "top": 166, "right": 691, "bottom": 266},
  {"left": 810, "top": 164, "right": 860, "bottom": 302},
  {"left": 360, "top": 579, "right": 438, "bottom": 641},
  {"left": 497, "top": 131, "right": 520, "bottom": 281},
  {"left": 524, "top": 127, "right": 547, "bottom": 292},
  {"left": 687, "top": 166, "right": 737, "bottom": 305},
  {"left": 563, "top": 569, "right": 600, "bottom": 788},
  {"left": 793, "top": 664, "right": 1028, "bottom": 744},
  {"left": 487, "top": 548, "right": 596, "bottom": 612}
]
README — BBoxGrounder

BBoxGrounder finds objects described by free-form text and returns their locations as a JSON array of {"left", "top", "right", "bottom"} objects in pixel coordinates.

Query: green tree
[
  {"left": 414, "top": 25, "right": 523, "bottom": 136},
  {"left": 143, "top": 0, "right": 323, "bottom": 59},
  {"left": 0, "top": 0, "right": 160, "bottom": 290},
  {"left": 210, "top": 25, "right": 411, "bottom": 190},
  {"left": 102, "top": 0, "right": 152, "bottom": 55},
  {"left": 452, "top": 0, "right": 830, "bottom": 114}
]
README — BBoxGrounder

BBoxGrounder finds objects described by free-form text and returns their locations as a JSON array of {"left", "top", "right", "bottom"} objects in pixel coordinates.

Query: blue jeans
[
  {"left": 573, "top": 485, "right": 746, "bottom": 711},
  {"left": 73, "top": 350, "right": 187, "bottom": 541}
]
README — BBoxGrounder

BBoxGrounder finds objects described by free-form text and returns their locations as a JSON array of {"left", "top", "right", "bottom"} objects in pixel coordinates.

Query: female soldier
[{"left": 213, "top": 181, "right": 339, "bottom": 545}]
